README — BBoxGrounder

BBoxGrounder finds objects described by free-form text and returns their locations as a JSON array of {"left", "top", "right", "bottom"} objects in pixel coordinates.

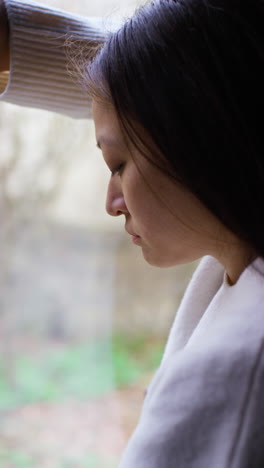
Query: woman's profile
[{"left": 1, "top": 0, "right": 264, "bottom": 466}]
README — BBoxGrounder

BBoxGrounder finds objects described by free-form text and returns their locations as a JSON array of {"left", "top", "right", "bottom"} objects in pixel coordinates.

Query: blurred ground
[{"left": 0, "top": 375, "right": 149, "bottom": 467}]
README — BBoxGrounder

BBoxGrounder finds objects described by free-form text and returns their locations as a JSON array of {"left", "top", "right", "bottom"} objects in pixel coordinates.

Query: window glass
[{"left": 0, "top": 1, "right": 195, "bottom": 466}]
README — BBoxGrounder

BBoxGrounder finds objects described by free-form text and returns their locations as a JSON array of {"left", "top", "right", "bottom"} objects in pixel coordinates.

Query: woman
[
  {"left": 2, "top": 0, "right": 264, "bottom": 466},
  {"left": 85, "top": 0, "right": 264, "bottom": 466}
]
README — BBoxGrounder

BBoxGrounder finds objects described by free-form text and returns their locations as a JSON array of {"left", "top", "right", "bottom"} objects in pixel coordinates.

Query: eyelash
[{"left": 111, "top": 163, "right": 124, "bottom": 177}]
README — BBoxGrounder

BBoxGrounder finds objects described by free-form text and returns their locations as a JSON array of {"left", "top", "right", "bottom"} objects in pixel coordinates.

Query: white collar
[{"left": 162, "top": 255, "right": 264, "bottom": 364}]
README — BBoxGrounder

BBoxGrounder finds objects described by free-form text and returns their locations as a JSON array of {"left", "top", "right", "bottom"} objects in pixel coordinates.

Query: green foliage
[
  {"left": 0, "top": 336, "right": 164, "bottom": 409},
  {"left": 0, "top": 448, "right": 117, "bottom": 468},
  {"left": 112, "top": 335, "right": 163, "bottom": 386},
  {"left": 0, "top": 449, "right": 35, "bottom": 467},
  {"left": 82, "top": 452, "right": 116, "bottom": 468}
]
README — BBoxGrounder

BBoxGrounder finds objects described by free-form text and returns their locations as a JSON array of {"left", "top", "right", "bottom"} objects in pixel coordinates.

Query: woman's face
[{"left": 92, "top": 100, "right": 236, "bottom": 268}]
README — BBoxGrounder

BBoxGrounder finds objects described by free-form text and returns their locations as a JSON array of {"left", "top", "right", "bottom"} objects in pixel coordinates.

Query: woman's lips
[
  {"left": 131, "top": 235, "right": 141, "bottom": 244},
  {"left": 125, "top": 227, "right": 141, "bottom": 244}
]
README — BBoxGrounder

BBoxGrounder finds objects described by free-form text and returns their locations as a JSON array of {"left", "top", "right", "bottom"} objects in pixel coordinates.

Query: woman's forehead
[{"left": 93, "top": 100, "right": 127, "bottom": 151}]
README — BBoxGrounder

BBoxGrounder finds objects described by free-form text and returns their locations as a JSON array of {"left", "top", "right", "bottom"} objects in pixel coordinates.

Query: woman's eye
[{"left": 111, "top": 163, "right": 124, "bottom": 177}]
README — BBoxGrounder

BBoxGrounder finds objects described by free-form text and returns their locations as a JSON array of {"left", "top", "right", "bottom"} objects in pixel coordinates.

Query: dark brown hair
[{"left": 85, "top": 0, "right": 264, "bottom": 257}]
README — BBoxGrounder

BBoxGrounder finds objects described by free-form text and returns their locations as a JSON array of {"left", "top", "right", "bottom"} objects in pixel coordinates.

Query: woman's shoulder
[
  {"left": 159, "top": 255, "right": 264, "bottom": 427},
  {"left": 123, "top": 326, "right": 264, "bottom": 468},
  {"left": 189, "top": 256, "right": 264, "bottom": 348},
  {"left": 121, "top": 259, "right": 264, "bottom": 468}
]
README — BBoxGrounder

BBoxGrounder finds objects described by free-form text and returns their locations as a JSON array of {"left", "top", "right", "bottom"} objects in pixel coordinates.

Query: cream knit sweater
[{"left": 0, "top": 0, "right": 118, "bottom": 118}]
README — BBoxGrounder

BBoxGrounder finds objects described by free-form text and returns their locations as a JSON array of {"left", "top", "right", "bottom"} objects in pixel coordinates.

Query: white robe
[{"left": 120, "top": 256, "right": 264, "bottom": 467}]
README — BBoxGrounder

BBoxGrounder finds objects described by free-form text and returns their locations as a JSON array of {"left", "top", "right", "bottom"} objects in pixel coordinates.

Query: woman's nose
[{"left": 106, "top": 179, "right": 128, "bottom": 217}]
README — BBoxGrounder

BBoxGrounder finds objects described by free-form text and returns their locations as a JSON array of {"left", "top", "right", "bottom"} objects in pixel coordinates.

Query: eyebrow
[{"left": 96, "top": 136, "right": 121, "bottom": 149}]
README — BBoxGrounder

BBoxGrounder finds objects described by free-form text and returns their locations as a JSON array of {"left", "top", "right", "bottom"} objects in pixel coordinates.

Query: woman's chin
[
  {"left": 142, "top": 248, "right": 179, "bottom": 268},
  {"left": 141, "top": 246, "right": 198, "bottom": 268}
]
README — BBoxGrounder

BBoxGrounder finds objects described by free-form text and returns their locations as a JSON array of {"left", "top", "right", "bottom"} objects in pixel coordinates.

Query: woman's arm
[{"left": 0, "top": 0, "right": 118, "bottom": 118}]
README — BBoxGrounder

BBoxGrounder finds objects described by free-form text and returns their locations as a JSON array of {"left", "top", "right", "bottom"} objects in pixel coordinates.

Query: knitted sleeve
[{"left": 0, "top": 0, "right": 118, "bottom": 118}]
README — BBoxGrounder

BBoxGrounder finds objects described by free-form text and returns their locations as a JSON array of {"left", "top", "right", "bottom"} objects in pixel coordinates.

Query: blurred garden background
[{"left": 0, "top": 0, "right": 196, "bottom": 466}]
